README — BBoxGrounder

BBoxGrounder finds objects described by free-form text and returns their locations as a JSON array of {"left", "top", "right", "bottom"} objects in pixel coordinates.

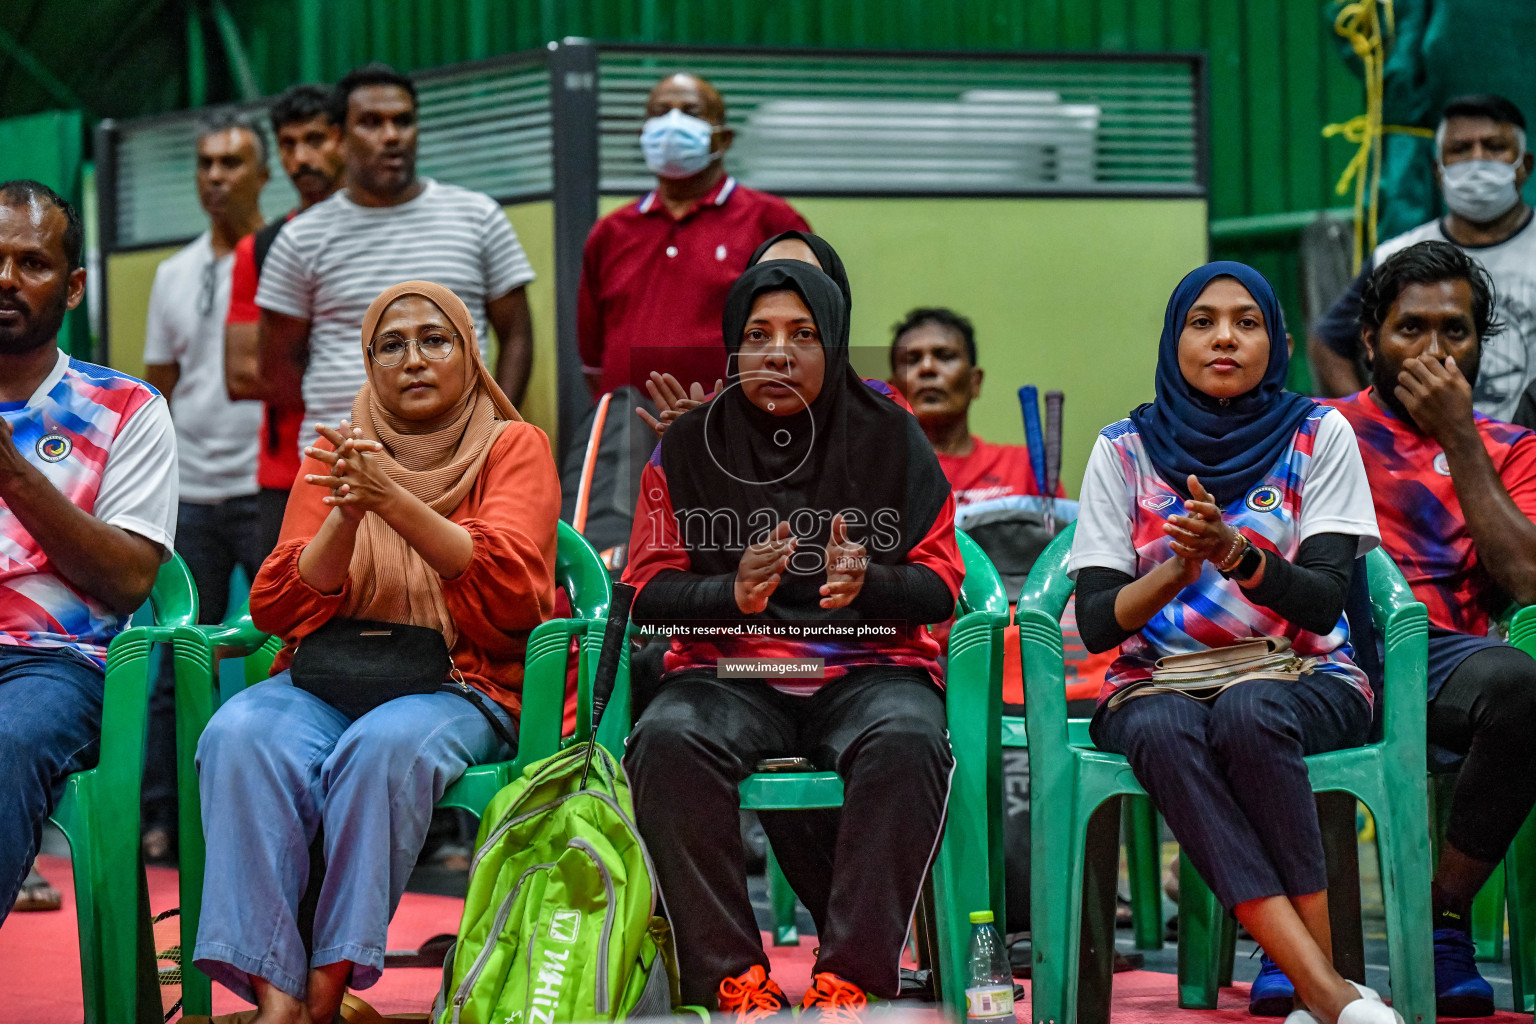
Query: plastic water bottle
[{"left": 966, "top": 910, "right": 1014, "bottom": 1020}]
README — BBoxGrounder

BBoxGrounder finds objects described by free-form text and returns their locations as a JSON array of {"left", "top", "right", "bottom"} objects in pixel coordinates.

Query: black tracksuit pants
[{"left": 625, "top": 665, "right": 952, "bottom": 1005}]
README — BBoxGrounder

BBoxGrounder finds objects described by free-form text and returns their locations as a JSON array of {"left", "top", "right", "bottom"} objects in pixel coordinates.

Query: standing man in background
[
  {"left": 578, "top": 72, "right": 808, "bottom": 399},
  {"left": 256, "top": 62, "right": 536, "bottom": 450},
  {"left": 1310, "top": 94, "right": 1536, "bottom": 423},
  {"left": 224, "top": 83, "right": 345, "bottom": 556},
  {"left": 139, "top": 110, "right": 269, "bottom": 865}
]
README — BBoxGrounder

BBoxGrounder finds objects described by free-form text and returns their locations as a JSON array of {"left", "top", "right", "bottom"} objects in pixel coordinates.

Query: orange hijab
[{"left": 338, "top": 281, "right": 521, "bottom": 645}]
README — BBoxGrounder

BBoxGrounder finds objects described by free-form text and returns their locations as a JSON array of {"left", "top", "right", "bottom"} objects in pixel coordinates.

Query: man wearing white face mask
[
  {"left": 578, "top": 72, "right": 809, "bottom": 399},
  {"left": 1310, "top": 94, "right": 1536, "bottom": 423}
]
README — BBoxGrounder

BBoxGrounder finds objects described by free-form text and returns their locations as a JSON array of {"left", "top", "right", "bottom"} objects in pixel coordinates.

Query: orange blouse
[{"left": 249, "top": 421, "right": 561, "bottom": 713}]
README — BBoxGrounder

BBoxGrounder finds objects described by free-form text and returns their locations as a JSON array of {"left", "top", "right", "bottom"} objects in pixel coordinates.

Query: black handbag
[{"left": 289, "top": 617, "right": 517, "bottom": 749}]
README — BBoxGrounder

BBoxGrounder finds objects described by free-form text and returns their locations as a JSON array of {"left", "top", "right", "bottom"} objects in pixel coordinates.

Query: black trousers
[
  {"left": 626, "top": 666, "right": 953, "bottom": 1005},
  {"left": 142, "top": 495, "right": 269, "bottom": 836},
  {"left": 1091, "top": 672, "right": 1371, "bottom": 910},
  {"left": 1429, "top": 641, "right": 1536, "bottom": 864}
]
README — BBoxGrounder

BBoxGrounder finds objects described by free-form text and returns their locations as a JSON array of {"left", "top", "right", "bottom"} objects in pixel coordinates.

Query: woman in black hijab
[
  {"left": 622, "top": 259, "right": 963, "bottom": 1019},
  {"left": 637, "top": 229, "right": 856, "bottom": 436}
]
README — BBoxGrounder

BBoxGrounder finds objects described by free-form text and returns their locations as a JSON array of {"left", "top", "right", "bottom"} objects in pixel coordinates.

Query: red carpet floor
[{"left": 3, "top": 855, "right": 1528, "bottom": 1022}]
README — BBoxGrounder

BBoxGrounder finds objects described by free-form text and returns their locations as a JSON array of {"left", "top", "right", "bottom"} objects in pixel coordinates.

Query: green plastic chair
[
  {"left": 45, "top": 552, "right": 197, "bottom": 1024},
  {"left": 166, "top": 520, "right": 611, "bottom": 1017},
  {"left": 614, "top": 529, "right": 1009, "bottom": 1018},
  {"left": 1016, "top": 524, "right": 1437, "bottom": 1024}
]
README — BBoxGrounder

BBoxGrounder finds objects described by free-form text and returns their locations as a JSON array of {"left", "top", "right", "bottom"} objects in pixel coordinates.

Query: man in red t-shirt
[
  {"left": 887, "top": 307, "right": 1054, "bottom": 506},
  {"left": 577, "top": 73, "right": 808, "bottom": 399},
  {"left": 224, "top": 83, "right": 345, "bottom": 555},
  {"left": 1323, "top": 240, "right": 1536, "bottom": 1015}
]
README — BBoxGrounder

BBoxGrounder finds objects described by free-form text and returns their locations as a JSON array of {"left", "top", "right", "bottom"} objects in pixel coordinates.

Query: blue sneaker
[
  {"left": 1434, "top": 927, "right": 1494, "bottom": 1017},
  {"left": 1249, "top": 951, "right": 1296, "bottom": 1017}
]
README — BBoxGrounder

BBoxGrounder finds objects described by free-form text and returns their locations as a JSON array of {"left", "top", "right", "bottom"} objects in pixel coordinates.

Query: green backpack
[{"left": 435, "top": 584, "right": 675, "bottom": 1024}]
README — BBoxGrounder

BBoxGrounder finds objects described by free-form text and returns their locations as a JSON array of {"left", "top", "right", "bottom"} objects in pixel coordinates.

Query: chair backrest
[
  {"left": 556, "top": 519, "right": 613, "bottom": 622},
  {"left": 149, "top": 552, "right": 199, "bottom": 629},
  {"left": 955, "top": 528, "right": 1009, "bottom": 619}
]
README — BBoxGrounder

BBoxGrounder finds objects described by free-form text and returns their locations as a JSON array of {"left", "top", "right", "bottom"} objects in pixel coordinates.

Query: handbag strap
[{"left": 441, "top": 665, "right": 518, "bottom": 752}]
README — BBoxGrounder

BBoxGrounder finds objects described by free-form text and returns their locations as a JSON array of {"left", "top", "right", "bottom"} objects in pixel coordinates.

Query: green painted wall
[
  {"left": 106, "top": 199, "right": 562, "bottom": 440},
  {"left": 598, "top": 194, "right": 1208, "bottom": 489},
  {"left": 0, "top": 109, "right": 89, "bottom": 356}
]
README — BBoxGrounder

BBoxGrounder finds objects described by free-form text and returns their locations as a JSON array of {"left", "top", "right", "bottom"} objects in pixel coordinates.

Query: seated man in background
[
  {"left": 887, "top": 306, "right": 1108, "bottom": 697},
  {"left": 0, "top": 180, "right": 177, "bottom": 924},
  {"left": 1326, "top": 239, "right": 1536, "bottom": 1018},
  {"left": 889, "top": 307, "right": 1056, "bottom": 510}
]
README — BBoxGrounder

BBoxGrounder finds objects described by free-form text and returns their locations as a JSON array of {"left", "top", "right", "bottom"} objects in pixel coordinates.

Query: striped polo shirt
[{"left": 255, "top": 178, "right": 535, "bottom": 453}]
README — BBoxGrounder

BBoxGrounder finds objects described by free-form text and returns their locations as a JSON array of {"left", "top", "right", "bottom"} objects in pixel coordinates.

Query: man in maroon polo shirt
[{"left": 577, "top": 72, "right": 809, "bottom": 399}]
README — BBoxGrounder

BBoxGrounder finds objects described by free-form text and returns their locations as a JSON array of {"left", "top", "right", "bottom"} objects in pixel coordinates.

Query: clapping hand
[
  {"left": 304, "top": 420, "right": 398, "bottom": 521},
  {"left": 637, "top": 372, "right": 723, "bottom": 439},
  {"left": 735, "top": 521, "right": 796, "bottom": 614},
  {"left": 1164, "top": 475, "right": 1239, "bottom": 582},
  {"left": 820, "top": 514, "right": 868, "bottom": 609}
]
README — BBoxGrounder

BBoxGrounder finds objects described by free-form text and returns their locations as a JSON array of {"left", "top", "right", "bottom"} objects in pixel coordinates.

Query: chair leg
[
  {"left": 1505, "top": 809, "right": 1536, "bottom": 1012},
  {"left": 1176, "top": 852, "right": 1230, "bottom": 1009},
  {"left": 1028, "top": 793, "right": 1096, "bottom": 1024},
  {"left": 1368, "top": 786, "right": 1436, "bottom": 1024},
  {"left": 1471, "top": 864, "right": 1506, "bottom": 963},
  {"left": 765, "top": 846, "right": 799, "bottom": 946},
  {"left": 1077, "top": 798, "right": 1122, "bottom": 1024},
  {"left": 1123, "top": 795, "right": 1163, "bottom": 951},
  {"left": 1319, "top": 792, "right": 1366, "bottom": 983}
]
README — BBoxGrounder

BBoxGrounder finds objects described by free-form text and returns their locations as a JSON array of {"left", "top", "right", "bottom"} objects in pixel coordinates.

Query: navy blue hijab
[{"left": 1129, "top": 262, "right": 1317, "bottom": 508}]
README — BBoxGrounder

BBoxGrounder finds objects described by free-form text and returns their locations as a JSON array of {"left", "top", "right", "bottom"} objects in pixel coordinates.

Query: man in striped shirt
[{"left": 254, "top": 63, "right": 536, "bottom": 452}]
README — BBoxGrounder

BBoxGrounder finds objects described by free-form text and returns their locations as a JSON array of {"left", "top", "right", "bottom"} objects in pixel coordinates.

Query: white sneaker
[
  {"left": 1347, "top": 981, "right": 1382, "bottom": 1002},
  {"left": 1337, "top": 997, "right": 1404, "bottom": 1024},
  {"left": 1283, "top": 1011, "right": 1319, "bottom": 1024}
]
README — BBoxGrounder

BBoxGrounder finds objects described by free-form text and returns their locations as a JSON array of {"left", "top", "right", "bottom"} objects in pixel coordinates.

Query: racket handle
[{"left": 1045, "top": 390, "right": 1064, "bottom": 498}]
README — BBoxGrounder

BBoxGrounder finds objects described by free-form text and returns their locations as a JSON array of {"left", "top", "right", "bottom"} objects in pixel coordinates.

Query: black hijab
[
  {"left": 659, "top": 260, "right": 950, "bottom": 623},
  {"left": 749, "top": 230, "right": 852, "bottom": 313}
]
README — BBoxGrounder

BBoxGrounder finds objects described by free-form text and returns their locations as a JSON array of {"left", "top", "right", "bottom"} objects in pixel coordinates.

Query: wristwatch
[{"left": 1218, "top": 537, "right": 1263, "bottom": 583}]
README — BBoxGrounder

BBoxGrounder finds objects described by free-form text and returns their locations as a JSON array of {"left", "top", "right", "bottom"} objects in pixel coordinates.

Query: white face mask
[
  {"left": 640, "top": 109, "right": 722, "bottom": 180},
  {"left": 1439, "top": 156, "right": 1523, "bottom": 224}
]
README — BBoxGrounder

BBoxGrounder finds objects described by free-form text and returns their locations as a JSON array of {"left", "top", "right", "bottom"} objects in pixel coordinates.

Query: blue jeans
[
  {"left": 192, "top": 673, "right": 515, "bottom": 1002},
  {"left": 0, "top": 645, "right": 106, "bottom": 925}
]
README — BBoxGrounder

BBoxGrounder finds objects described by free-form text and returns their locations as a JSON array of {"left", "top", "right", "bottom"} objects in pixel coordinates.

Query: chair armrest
[
  {"left": 519, "top": 617, "right": 592, "bottom": 767},
  {"left": 96, "top": 625, "right": 172, "bottom": 783},
  {"left": 1016, "top": 606, "right": 1072, "bottom": 756},
  {"left": 1509, "top": 605, "right": 1536, "bottom": 657}
]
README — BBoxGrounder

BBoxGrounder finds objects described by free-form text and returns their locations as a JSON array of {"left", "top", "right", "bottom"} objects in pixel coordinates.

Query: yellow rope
[{"left": 1322, "top": 0, "right": 1434, "bottom": 270}]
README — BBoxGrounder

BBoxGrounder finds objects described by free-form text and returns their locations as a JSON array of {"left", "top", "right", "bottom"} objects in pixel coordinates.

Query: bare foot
[
  {"left": 306, "top": 962, "right": 353, "bottom": 1024},
  {"left": 251, "top": 975, "right": 311, "bottom": 1024}
]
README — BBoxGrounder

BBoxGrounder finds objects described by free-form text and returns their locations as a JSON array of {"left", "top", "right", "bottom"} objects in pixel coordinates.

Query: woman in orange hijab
[{"left": 193, "top": 281, "right": 559, "bottom": 1023}]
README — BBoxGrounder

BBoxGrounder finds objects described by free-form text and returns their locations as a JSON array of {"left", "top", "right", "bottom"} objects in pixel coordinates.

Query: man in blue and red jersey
[
  {"left": 577, "top": 73, "right": 809, "bottom": 399},
  {"left": 1325, "top": 239, "right": 1536, "bottom": 1018}
]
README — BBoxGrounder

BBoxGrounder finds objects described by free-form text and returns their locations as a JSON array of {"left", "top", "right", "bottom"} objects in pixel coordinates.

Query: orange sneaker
[
  {"left": 717, "top": 965, "right": 792, "bottom": 1023},
  {"left": 800, "top": 972, "right": 868, "bottom": 1024}
]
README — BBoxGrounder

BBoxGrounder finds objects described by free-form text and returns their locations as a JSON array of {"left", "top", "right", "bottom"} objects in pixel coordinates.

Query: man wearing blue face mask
[
  {"left": 578, "top": 72, "right": 809, "bottom": 399},
  {"left": 1310, "top": 94, "right": 1536, "bottom": 425}
]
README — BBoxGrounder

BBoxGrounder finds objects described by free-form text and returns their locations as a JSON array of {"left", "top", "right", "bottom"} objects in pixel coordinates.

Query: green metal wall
[{"left": 221, "top": 0, "right": 1360, "bottom": 224}]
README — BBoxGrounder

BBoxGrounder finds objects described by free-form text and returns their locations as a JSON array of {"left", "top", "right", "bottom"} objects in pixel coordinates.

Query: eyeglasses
[{"left": 368, "top": 330, "right": 458, "bottom": 367}]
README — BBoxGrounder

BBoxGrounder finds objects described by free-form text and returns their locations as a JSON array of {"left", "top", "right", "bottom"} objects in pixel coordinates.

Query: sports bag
[{"left": 434, "top": 584, "right": 677, "bottom": 1024}]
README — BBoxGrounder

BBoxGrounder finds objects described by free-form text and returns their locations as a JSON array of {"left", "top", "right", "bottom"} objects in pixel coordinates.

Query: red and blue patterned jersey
[
  {"left": 1080, "top": 409, "right": 1373, "bottom": 706},
  {"left": 1326, "top": 388, "right": 1536, "bottom": 635},
  {"left": 1, "top": 358, "right": 165, "bottom": 665}
]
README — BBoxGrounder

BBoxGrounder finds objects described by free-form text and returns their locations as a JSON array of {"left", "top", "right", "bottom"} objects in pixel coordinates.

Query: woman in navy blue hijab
[{"left": 1070, "top": 264, "right": 1390, "bottom": 1024}]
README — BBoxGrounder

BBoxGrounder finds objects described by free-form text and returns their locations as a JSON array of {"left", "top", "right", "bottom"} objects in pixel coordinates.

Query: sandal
[{"left": 13, "top": 866, "right": 62, "bottom": 912}]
